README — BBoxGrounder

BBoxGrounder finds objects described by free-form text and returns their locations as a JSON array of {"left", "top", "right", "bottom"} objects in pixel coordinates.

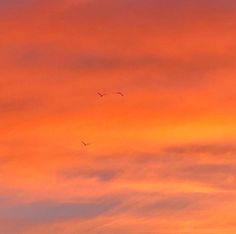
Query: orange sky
[{"left": 0, "top": 0, "right": 236, "bottom": 233}]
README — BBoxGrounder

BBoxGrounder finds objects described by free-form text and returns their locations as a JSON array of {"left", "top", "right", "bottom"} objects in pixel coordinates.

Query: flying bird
[
  {"left": 97, "top": 92, "right": 107, "bottom": 97},
  {"left": 115, "top": 92, "right": 124, "bottom": 97},
  {"left": 81, "top": 141, "right": 91, "bottom": 147}
]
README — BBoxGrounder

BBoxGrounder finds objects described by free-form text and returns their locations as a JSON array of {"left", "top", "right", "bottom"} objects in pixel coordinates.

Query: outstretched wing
[{"left": 116, "top": 92, "right": 124, "bottom": 96}]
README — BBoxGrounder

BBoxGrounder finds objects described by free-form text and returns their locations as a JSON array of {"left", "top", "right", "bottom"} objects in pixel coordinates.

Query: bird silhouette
[
  {"left": 115, "top": 92, "right": 124, "bottom": 96},
  {"left": 97, "top": 92, "right": 107, "bottom": 97},
  {"left": 81, "top": 141, "right": 91, "bottom": 147}
]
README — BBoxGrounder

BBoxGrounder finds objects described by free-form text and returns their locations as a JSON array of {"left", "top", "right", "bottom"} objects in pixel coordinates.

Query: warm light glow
[{"left": 0, "top": 0, "right": 236, "bottom": 233}]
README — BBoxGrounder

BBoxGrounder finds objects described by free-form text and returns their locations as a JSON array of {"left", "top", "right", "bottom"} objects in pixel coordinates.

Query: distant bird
[
  {"left": 81, "top": 141, "right": 91, "bottom": 147},
  {"left": 97, "top": 92, "right": 107, "bottom": 97},
  {"left": 115, "top": 92, "right": 124, "bottom": 97}
]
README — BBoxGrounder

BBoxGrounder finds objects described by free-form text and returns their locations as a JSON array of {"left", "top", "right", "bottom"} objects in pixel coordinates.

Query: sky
[{"left": 0, "top": 0, "right": 236, "bottom": 233}]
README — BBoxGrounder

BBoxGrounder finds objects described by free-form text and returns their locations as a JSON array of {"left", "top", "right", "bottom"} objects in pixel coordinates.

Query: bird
[
  {"left": 81, "top": 141, "right": 91, "bottom": 147},
  {"left": 115, "top": 92, "right": 124, "bottom": 96},
  {"left": 97, "top": 92, "right": 107, "bottom": 97}
]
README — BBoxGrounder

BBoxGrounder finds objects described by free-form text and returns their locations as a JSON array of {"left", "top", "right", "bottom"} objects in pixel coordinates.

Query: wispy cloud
[
  {"left": 0, "top": 200, "right": 118, "bottom": 223},
  {"left": 0, "top": 0, "right": 236, "bottom": 233}
]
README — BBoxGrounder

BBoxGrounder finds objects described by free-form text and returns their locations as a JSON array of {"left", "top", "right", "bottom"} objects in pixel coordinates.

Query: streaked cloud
[
  {"left": 0, "top": 0, "right": 236, "bottom": 233},
  {"left": 0, "top": 200, "right": 118, "bottom": 222}
]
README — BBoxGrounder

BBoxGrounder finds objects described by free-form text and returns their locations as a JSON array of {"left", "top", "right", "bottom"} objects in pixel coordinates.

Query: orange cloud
[{"left": 0, "top": 0, "right": 236, "bottom": 233}]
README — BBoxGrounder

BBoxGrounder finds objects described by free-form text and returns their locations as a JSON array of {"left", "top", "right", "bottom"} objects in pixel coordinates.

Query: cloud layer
[{"left": 0, "top": 0, "right": 236, "bottom": 233}]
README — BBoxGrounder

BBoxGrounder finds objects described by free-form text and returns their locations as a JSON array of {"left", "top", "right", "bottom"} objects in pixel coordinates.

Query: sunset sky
[{"left": 0, "top": 0, "right": 236, "bottom": 233}]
